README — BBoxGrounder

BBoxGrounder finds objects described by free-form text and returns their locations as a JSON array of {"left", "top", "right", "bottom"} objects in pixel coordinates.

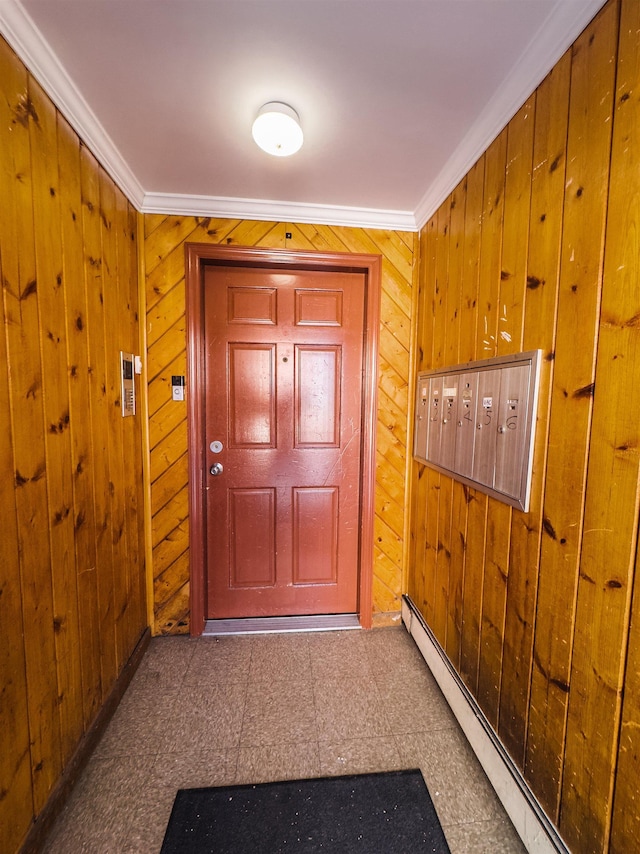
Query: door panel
[
  {"left": 296, "top": 346, "right": 341, "bottom": 446},
  {"left": 292, "top": 487, "right": 338, "bottom": 584},
  {"left": 229, "top": 344, "right": 276, "bottom": 447},
  {"left": 229, "top": 488, "right": 276, "bottom": 586},
  {"left": 204, "top": 264, "right": 365, "bottom": 619}
]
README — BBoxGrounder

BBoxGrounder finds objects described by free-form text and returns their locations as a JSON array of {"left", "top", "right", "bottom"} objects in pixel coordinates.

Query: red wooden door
[{"left": 203, "top": 264, "right": 365, "bottom": 618}]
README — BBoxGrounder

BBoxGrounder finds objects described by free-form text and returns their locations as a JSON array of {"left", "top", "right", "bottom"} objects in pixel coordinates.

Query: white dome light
[{"left": 252, "top": 102, "right": 303, "bottom": 157}]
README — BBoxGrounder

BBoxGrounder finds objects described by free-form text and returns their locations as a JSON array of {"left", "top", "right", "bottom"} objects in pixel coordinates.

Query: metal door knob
[{"left": 210, "top": 462, "right": 224, "bottom": 476}]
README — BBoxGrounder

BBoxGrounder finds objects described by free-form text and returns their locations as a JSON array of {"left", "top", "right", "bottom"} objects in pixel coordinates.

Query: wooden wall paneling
[
  {"left": 426, "top": 205, "right": 450, "bottom": 645},
  {"left": 560, "top": 0, "right": 640, "bottom": 846},
  {"left": 58, "top": 115, "right": 102, "bottom": 730},
  {"left": 80, "top": 146, "right": 118, "bottom": 695},
  {"left": 509, "top": 44, "right": 573, "bottom": 800},
  {"left": 458, "top": 159, "right": 486, "bottom": 693},
  {"left": 409, "top": 220, "right": 437, "bottom": 614},
  {"left": 525, "top": 3, "right": 617, "bottom": 816},
  {"left": 117, "top": 189, "right": 144, "bottom": 653},
  {"left": 502, "top": 50, "right": 570, "bottom": 770},
  {"left": 475, "top": 128, "right": 510, "bottom": 726},
  {"left": 29, "top": 77, "right": 84, "bottom": 768},
  {"left": 100, "top": 173, "right": 130, "bottom": 671},
  {"left": 494, "top": 97, "right": 536, "bottom": 765},
  {"left": 0, "top": 296, "right": 33, "bottom": 852},
  {"left": 608, "top": 10, "right": 640, "bottom": 849},
  {"left": 0, "top": 38, "right": 35, "bottom": 851},
  {"left": 446, "top": 181, "right": 469, "bottom": 668},
  {"left": 1, "top": 50, "right": 63, "bottom": 814}
]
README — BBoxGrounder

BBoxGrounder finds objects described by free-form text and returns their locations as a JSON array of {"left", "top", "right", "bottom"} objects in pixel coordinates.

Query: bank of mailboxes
[{"left": 414, "top": 351, "right": 541, "bottom": 511}]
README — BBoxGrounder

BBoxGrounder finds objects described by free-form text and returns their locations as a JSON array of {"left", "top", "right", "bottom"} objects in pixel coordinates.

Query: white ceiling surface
[{"left": 1, "top": 0, "right": 605, "bottom": 230}]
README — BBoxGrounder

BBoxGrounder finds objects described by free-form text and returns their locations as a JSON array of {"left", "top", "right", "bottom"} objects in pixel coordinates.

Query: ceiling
[{"left": 1, "top": 0, "right": 605, "bottom": 230}]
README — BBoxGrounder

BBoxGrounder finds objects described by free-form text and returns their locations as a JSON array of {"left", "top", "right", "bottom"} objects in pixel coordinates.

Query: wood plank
[
  {"left": 525, "top": 3, "right": 617, "bottom": 812},
  {"left": 57, "top": 118, "right": 103, "bottom": 733},
  {"left": 457, "top": 160, "right": 485, "bottom": 689},
  {"left": 475, "top": 128, "right": 509, "bottom": 727},
  {"left": 560, "top": 0, "right": 640, "bottom": 845},
  {"left": 2, "top": 62, "right": 63, "bottom": 812},
  {"left": 80, "top": 146, "right": 118, "bottom": 699},
  {"left": 445, "top": 181, "right": 467, "bottom": 664},
  {"left": 100, "top": 172, "right": 130, "bottom": 672},
  {"left": 460, "top": 488, "right": 487, "bottom": 693},
  {"left": 0, "top": 37, "right": 35, "bottom": 851},
  {"left": 29, "top": 77, "right": 84, "bottom": 768},
  {"left": 490, "top": 92, "right": 535, "bottom": 764}
]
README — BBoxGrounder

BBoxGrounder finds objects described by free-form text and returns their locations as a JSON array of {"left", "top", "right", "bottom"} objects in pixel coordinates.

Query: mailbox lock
[{"left": 498, "top": 425, "right": 505, "bottom": 434}]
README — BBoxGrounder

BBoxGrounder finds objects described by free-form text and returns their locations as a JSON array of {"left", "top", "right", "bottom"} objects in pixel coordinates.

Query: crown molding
[
  {"left": 414, "top": 0, "right": 606, "bottom": 230},
  {"left": 142, "top": 192, "right": 418, "bottom": 232},
  {"left": 0, "top": 0, "right": 145, "bottom": 208}
]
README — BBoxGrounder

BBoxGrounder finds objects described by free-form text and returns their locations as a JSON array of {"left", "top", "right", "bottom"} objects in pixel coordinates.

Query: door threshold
[{"left": 202, "top": 614, "right": 361, "bottom": 636}]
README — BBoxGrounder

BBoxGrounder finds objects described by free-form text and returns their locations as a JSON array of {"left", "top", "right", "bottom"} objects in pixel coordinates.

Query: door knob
[{"left": 210, "top": 462, "right": 224, "bottom": 476}]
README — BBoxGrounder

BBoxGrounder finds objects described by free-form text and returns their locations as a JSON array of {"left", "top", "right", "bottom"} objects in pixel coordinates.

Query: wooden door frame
[{"left": 185, "top": 243, "right": 381, "bottom": 635}]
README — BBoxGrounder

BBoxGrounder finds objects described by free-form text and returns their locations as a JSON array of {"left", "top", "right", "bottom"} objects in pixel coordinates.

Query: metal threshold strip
[{"left": 203, "top": 614, "right": 361, "bottom": 636}]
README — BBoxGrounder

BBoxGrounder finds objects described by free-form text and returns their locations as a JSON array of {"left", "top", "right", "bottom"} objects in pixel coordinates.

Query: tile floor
[{"left": 43, "top": 626, "right": 526, "bottom": 853}]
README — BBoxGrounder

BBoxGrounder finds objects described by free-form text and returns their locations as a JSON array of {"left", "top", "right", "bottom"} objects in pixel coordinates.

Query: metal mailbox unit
[{"left": 414, "top": 351, "right": 542, "bottom": 512}]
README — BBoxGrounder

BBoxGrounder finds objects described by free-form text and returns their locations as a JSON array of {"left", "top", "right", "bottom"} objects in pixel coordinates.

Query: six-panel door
[{"left": 203, "top": 264, "right": 365, "bottom": 618}]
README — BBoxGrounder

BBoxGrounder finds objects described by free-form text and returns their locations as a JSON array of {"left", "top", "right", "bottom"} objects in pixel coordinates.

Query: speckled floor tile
[
  {"left": 375, "top": 668, "right": 457, "bottom": 734},
  {"left": 241, "top": 679, "right": 317, "bottom": 746},
  {"left": 313, "top": 676, "right": 391, "bottom": 740},
  {"left": 362, "top": 625, "right": 430, "bottom": 679},
  {"left": 318, "top": 735, "right": 404, "bottom": 776},
  {"left": 42, "top": 755, "right": 155, "bottom": 853},
  {"left": 236, "top": 741, "right": 321, "bottom": 784},
  {"left": 121, "top": 783, "right": 177, "bottom": 854},
  {"left": 397, "top": 727, "right": 505, "bottom": 826},
  {"left": 248, "top": 632, "right": 312, "bottom": 681},
  {"left": 444, "top": 817, "right": 526, "bottom": 853},
  {"left": 165, "top": 682, "right": 247, "bottom": 751},
  {"left": 150, "top": 748, "right": 239, "bottom": 790},
  {"left": 93, "top": 687, "right": 184, "bottom": 758},
  {"left": 183, "top": 635, "right": 253, "bottom": 685},
  {"left": 134, "top": 636, "right": 198, "bottom": 687},
  {"left": 308, "top": 630, "right": 374, "bottom": 680}
]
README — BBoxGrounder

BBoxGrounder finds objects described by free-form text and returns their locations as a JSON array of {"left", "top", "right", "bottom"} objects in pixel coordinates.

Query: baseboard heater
[{"left": 401, "top": 596, "right": 569, "bottom": 854}]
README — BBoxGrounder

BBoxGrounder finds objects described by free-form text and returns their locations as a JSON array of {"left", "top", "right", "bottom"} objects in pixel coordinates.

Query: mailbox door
[
  {"left": 494, "top": 364, "right": 531, "bottom": 498},
  {"left": 472, "top": 369, "right": 500, "bottom": 488},
  {"left": 414, "top": 373, "right": 430, "bottom": 462},
  {"left": 454, "top": 373, "right": 478, "bottom": 478},
  {"left": 440, "top": 375, "right": 459, "bottom": 471},
  {"left": 426, "top": 375, "right": 444, "bottom": 465}
]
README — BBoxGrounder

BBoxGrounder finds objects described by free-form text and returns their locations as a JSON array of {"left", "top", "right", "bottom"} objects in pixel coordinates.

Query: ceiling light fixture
[{"left": 252, "top": 102, "right": 303, "bottom": 157}]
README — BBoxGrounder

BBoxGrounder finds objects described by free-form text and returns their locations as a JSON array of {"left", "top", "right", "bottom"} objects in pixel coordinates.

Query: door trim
[{"left": 185, "top": 244, "right": 381, "bottom": 635}]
